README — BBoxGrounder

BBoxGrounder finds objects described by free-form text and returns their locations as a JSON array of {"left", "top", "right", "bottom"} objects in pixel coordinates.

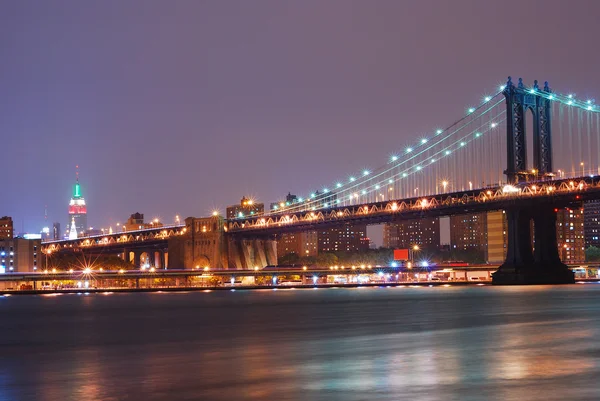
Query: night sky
[{"left": 2, "top": 1, "right": 600, "bottom": 244}]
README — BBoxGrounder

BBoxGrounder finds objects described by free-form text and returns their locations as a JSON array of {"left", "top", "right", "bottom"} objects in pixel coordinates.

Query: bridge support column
[
  {"left": 158, "top": 251, "right": 166, "bottom": 269},
  {"left": 493, "top": 206, "right": 574, "bottom": 285},
  {"left": 134, "top": 252, "right": 141, "bottom": 268}
]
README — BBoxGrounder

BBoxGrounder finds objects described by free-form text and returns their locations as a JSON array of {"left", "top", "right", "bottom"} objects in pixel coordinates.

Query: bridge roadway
[{"left": 227, "top": 176, "right": 600, "bottom": 236}]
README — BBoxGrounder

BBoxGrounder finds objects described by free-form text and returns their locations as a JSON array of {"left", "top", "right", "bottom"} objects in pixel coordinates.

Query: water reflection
[{"left": 0, "top": 286, "right": 600, "bottom": 400}]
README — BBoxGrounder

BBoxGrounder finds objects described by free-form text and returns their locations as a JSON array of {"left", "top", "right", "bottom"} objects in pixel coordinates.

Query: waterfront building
[
  {"left": 226, "top": 197, "right": 264, "bottom": 219},
  {"left": 277, "top": 231, "right": 318, "bottom": 257},
  {"left": 0, "top": 237, "right": 41, "bottom": 273},
  {"left": 383, "top": 218, "right": 440, "bottom": 250},
  {"left": 584, "top": 200, "right": 600, "bottom": 248},
  {"left": 0, "top": 216, "right": 13, "bottom": 240},
  {"left": 318, "top": 223, "right": 368, "bottom": 253},
  {"left": 450, "top": 212, "right": 487, "bottom": 253},
  {"left": 556, "top": 206, "right": 585, "bottom": 263},
  {"left": 486, "top": 211, "right": 507, "bottom": 264}
]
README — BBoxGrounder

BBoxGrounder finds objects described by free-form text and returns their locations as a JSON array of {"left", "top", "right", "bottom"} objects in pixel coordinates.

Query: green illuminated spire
[{"left": 73, "top": 165, "right": 82, "bottom": 198}]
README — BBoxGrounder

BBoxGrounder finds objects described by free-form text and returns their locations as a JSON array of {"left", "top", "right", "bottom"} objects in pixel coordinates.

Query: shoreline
[{"left": 2, "top": 279, "right": 599, "bottom": 296}]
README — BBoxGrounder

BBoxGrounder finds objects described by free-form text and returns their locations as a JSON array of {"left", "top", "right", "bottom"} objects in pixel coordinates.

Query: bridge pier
[{"left": 492, "top": 206, "right": 574, "bottom": 285}]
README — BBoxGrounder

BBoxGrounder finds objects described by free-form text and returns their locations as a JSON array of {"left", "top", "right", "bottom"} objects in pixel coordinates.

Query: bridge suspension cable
[{"left": 245, "top": 79, "right": 600, "bottom": 220}]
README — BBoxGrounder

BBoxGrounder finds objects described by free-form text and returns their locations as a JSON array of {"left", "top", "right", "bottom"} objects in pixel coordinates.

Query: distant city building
[
  {"left": 0, "top": 238, "right": 41, "bottom": 273},
  {"left": 318, "top": 223, "right": 368, "bottom": 253},
  {"left": 383, "top": 218, "right": 440, "bottom": 250},
  {"left": 584, "top": 200, "right": 600, "bottom": 248},
  {"left": 227, "top": 197, "right": 264, "bottom": 219},
  {"left": 0, "top": 216, "right": 13, "bottom": 240},
  {"left": 270, "top": 193, "right": 300, "bottom": 211},
  {"left": 67, "top": 169, "right": 87, "bottom": 237},
  {"left": 277, "top": 231, "right": 318, "bottom": 257},
  {"left": 557, "top": 206, "right": 585, "bottom": 263},
  {"left": 450, "top": 212, "right": 488, "bottom": 254},
  {"left": 123, "top": 213, "right": 163, "bottom": 232},
  {"left": 86, "top": 228, "right": 103, "bottom": 236},
  {"left": 40, "top": 227, "right": 51, "bottom": 241},
  {"left": 52, "top": 222, "right": 61, "bottom": 240}
]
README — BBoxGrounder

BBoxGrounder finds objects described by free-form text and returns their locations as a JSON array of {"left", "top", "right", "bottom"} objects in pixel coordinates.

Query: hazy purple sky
[{"left": 2, "top": 0, "right": 600, "bottom": 241}]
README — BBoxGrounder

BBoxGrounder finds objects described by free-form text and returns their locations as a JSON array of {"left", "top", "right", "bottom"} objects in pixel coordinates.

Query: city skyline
[{"left": 2, "top": 1, "right": 600, "bottom": 238}]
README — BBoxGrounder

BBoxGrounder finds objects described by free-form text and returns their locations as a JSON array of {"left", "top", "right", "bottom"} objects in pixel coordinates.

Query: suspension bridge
[
  {"left": 226, "top": 76, "right": 600, "bottom": 284},
  {"left": 44, "top": 76, "right": 600, "bottom": 285}
]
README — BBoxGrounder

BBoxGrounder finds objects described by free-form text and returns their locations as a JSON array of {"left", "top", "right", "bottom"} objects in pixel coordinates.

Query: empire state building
[{"left": 67, "top": 169, "right": 87, "bottom": 238}]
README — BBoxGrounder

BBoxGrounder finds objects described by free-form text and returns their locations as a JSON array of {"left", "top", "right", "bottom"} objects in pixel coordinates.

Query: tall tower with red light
[{"left": 67, "top": 166, "right": 87, "bottom": 238}]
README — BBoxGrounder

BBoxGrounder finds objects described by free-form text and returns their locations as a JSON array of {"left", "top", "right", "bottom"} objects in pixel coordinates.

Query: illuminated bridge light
[
  {"left": 375, "top": 185, "right": 380, "bottom": 189},
  {"left": 350, "top": 176, "right": 356, "bottom": 182},
  {"left": 460, "top": 142, "right": 465, "bottom": 147},
  {"left": 529, "top": 89, "right": 535, "bottom": 94},
  {"left": 402, "top": 173, "right": 407, "bottom": 177},
  {"left": 388, "top": 179, "right": 393, "bottom": 184},
  {"left": 468, "top": 107, "right": 475, "bottom": 114},
  {"left": 436, "top": 129, "right": 443, "bottom": 135},
  {"left": 391, "top": 202, "right": 398, "bottom": 211},
  {"left": 445, "top": 150, "right": 451, "bottom": 155},
  {"left": 310, "top": 193, "right": 316, "bottom": 198},
  {"left": 361, "top": 190, "right": 367, "bottom": 195},
  {"left": 323, "top": 188, "right": 329, "bottom": 193},
  {"left": 491, "top": 123, "right": 497, "bottom": 128},
  {"left": 421, "top": 138, "right": 428, "bottom": 144},
  {"left": 336, "top": 182, "right": 342, "bottom": 188},
  {"left": 406, "top": 147, "right": 413, "bottom": 153},
  {"left": 484, "top": 96, "right": 492, "bottom": 102},
  {"left": 416, "top": 166, "right": 422, "bottom": 171},
  {"left": 363, "top": 170, "right": 370, "bottom": 176},
  {"left": 499, "top": 85, "right": 506, "bottom": 91},
  {"left": 568, "top": 94, "right": 574, "bottom": 99},
  {"left": 548, "top": 94, "right": 554, "bottom": 100},
  {"left": 568, "top": 100, "right": 573, "bottom": 105},
  {"left": 475, "top": 132, "right": 481, "bottom": 137},
  {"left": 430, "top": 159, "right": 436, "bottom": 163},
  {"left": 391, "top": 155, "right": 398, "bottom": 162}
]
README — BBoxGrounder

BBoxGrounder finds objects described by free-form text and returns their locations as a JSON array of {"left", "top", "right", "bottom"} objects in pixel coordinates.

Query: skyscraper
[
  {"left": 52, "top": 222, "right": 61, "bottom": 240},
  {"left": 67, "top": 168, "right": 87, "bottom": 238}
]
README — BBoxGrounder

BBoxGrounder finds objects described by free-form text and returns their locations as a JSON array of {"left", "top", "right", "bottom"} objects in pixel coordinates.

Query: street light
[
  {"left": 442, "top": 180, "right": 448, "bottom": 192},
  {"left": 581, "top": 162, "right": 585, "bottom": 176},
  {"left": 410, "top": 245, "right": 420, "bottom": 264}
]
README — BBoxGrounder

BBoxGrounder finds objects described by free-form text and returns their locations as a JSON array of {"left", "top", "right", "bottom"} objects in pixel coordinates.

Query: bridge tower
[
  {"left": 493, "top": 77, "right": 574, "bottom": 284},
  {"left": 503, "top": 77, "right": 553, "bottom": 183}
]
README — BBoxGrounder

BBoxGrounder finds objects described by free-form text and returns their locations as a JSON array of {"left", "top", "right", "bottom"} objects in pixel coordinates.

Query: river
[{"left": 1, "top": 285, "right": 599, "bottom": 400}]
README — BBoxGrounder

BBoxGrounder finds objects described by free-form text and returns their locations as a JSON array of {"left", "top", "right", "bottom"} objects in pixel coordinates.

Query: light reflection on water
[{"left": 1, "top": 286, "right": 600, "bottom": 400}]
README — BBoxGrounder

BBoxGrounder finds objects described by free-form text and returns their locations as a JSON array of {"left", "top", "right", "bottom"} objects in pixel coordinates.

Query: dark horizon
[{"left": 2, "top": 0, "right": 600, "bottom": 241}]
